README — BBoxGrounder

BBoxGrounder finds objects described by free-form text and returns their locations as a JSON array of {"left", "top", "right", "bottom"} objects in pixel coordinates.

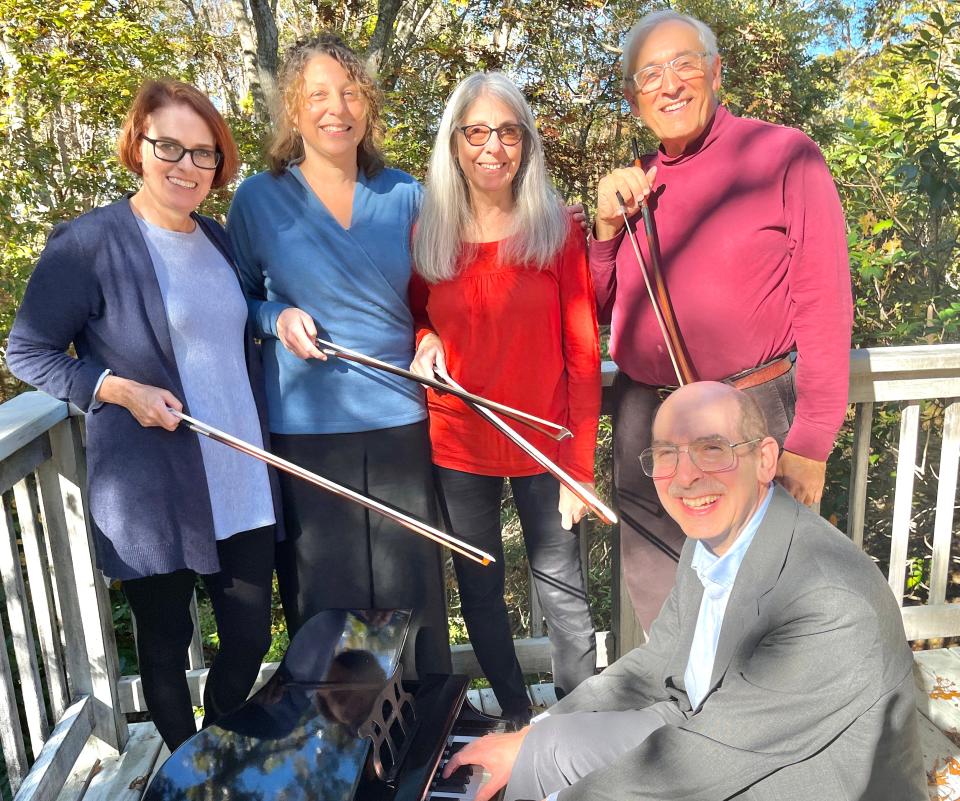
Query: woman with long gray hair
[{"left": 410, "top": 72, "right": 600, "bottom": 724}]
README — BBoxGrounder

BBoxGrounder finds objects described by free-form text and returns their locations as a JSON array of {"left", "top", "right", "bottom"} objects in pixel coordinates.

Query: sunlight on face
[
  {"left": 627, "top": 20, "right": 721, "bottom": 156},
  {"left": 296, "top": 54, "right": 367, "bottom": 168}
]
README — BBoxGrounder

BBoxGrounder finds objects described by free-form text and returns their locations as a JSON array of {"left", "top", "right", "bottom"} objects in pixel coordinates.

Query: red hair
[{"left": 117, "top": 79, "right": 239, "bottom": 189}]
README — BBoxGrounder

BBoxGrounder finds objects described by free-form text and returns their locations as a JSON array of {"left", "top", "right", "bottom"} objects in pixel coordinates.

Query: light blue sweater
[
  {"left": 227, "top": 166, "right": 427, "bottom": 434},
  {"left": 137, "top": 216, "right": 275, "bottom": 541}
]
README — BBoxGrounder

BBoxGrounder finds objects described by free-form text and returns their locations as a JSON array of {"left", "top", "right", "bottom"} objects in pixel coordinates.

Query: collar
[
  {"left": 289, "top": 162, "right": 368, "bottom": 187},
  {"left": 690, "top": 483, "right": 774, "bottom": 595},
  {"left": 657, "top": 104, "right": 731, "bottom": 166}
]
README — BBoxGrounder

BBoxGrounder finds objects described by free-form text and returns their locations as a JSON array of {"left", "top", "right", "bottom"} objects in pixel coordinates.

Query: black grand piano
[{"left": 144, "top": 609, "right": 507, "bottom": 801}]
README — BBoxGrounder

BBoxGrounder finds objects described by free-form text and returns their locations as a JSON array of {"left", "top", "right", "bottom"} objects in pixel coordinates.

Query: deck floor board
[{"left": 79, "top": 723, "right": 162, "bottom": 801}]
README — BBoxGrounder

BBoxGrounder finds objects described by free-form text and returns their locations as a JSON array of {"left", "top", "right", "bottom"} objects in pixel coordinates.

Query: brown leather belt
[
  {"left": 726, "top": 355, "right": 794, "bottom": 390},
  {"left": 635, "top": 355, "right": 794, "bottom": 399}
]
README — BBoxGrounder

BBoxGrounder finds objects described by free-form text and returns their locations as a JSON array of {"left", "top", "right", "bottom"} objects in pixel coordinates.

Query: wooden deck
[{"left": 48, "top": 657, "right": 960, "bottom": 800}]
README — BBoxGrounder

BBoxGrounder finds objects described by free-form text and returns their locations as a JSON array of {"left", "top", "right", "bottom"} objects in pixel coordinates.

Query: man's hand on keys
[{"left": 442, "top": 727, "right": 530, "bottom": 801}]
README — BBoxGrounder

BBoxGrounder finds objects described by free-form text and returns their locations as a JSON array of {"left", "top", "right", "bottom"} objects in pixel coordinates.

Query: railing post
[
  {"left": 929, "top": 400, "right": 960, "bottom": 606},
  {"left": 40, "top": 416, "right": 127, "bottom": 752},
  {"left": 888, "top": 401, "right": 920, "bottom": 605},
  {"left": 187, "top": 590, "right": 206, "bottom": 670},
  {"left": 14, "top": 475, "right": 69, "bottom": 723},
  {"left": 0, "top": 493, "right": 50, "bottom": 757},
  {"left": 611, "top": 520, "right": 644, "bottom": 658},
  {"left": 846, "top": 401, "right": 873, "bottom": 548},
  {"left": 0, "top": 608, "right": 29, "bottom": 793}
]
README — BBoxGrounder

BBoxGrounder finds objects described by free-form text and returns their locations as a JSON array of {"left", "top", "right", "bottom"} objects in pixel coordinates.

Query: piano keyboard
[{"left": 428, "top": 735, "right": 491, "bottom": 800}]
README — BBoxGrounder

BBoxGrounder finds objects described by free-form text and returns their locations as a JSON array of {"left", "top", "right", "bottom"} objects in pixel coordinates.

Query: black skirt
[{"left": 272, "top": 420, "right": 451, "bottom": 677}]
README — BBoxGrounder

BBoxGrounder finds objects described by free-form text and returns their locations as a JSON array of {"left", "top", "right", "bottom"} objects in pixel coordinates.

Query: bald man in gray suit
[{"left": 444, "top": 382, "right": 926, "bottom": 801}]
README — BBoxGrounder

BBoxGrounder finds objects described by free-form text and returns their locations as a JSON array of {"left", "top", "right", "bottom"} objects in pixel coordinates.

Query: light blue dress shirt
[
  {"left": 683, "top": 484, "right": 774, "bottom": 710},
  {"left": 543, "top": 485, "right": 773, "bottom": 801}
]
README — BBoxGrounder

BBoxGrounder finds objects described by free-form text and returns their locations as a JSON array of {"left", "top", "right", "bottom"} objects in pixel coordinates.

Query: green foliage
[
  {"left": 827, "top": 7, "right": 960, "bottom": 346},
  {"left": 819, "top": 9, "right": 959, "bottom": 596},
  {"left": 2, "top": 0, "right": 957, "bottom": 671},
  {"left": 109, "top": 586, "right": 139, "bottom": 675}
]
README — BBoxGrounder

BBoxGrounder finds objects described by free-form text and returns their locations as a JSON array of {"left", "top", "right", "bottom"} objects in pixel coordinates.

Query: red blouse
[{"left": 410, "top": 224, "right": 600, "bottom": 482}]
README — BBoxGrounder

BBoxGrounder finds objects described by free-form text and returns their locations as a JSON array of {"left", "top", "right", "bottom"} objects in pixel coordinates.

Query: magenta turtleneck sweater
[{"left": 590, "top": 105, "right": 852, "bottom": 461}]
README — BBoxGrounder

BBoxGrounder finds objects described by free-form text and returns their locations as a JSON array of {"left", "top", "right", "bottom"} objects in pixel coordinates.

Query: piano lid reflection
[{"left": 144, "top": 609, "right": 507, "bottom": 801}]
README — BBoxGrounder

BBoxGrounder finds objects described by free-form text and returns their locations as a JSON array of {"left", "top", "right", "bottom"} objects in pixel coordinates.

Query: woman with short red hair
[{"left": 6, "top": 79, "right": 279, "bottom": 751}]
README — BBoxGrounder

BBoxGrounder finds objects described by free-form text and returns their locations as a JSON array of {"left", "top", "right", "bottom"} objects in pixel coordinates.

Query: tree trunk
[
  {"left": 230, "top": 0, "right": 268, "bottom": 121},
  {"left": 230, "top": 0, "right": 278, "bottom": 122},
  {"left": 365, "top": 0, "right": 406, "bottom": 77},
  {"left": 249, "top": 0, "right": 280, "bottom": 115}
]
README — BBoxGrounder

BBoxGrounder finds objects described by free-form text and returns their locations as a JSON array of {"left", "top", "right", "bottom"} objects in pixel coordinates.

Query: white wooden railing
[
  {"left": 844, "top": 346, "right": 960, "bottom": 641},
  {"left": 0, "top": 344, "right": 957, "bottom": 800},
  {"left": 0, "top": 394, "right": 127, "bottom": 801}
]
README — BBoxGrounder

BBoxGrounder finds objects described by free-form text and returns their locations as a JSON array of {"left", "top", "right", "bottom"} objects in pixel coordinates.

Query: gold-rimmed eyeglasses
[
  {"left": 639, "top": 437, "right": 762, "bottom": 479},
  {"left": 141, "top": 135, "right": 222, "bottom": 170},
  {"left": 631, "top": 51, "right": 709, "bottom": 95}
]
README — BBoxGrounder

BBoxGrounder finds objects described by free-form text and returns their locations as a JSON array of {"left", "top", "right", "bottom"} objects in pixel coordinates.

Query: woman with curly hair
[{"left": 227, "top": 34, "right": 449, "bottom": 675}]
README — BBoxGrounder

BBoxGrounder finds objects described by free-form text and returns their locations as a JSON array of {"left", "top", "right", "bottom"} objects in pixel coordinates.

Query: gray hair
[
  {"left": 413, "top": 72, "right": 567, "bottom": 283},
  {"left": 622, "top": 9, "right": 719, "bottom": 91},
  {"left": 735, "top": 390, "right": 770, "bottom": 442}
]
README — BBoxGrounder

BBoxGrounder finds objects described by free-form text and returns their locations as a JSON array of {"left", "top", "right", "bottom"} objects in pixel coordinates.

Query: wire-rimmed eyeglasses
[
  {"left": 631, "top": 51, "right": 709, "bottom": 95},
  {"left": 639, "top": 437, "right": 762, "bottom": 479},
  {"left": 458, "top": 123, "right": 526, "bottom": 147},
  {"left": 141, "top": 135, "right": 222, "bottom": 170}
]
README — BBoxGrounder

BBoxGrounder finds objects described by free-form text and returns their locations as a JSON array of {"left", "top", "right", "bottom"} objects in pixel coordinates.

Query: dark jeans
[
  {"left": 436, "top": 468, "right": 596, "bottom": 717},
  {"left": 122, "top": 525, "right": 275, "bottom": 751},
  {"left": 272, "top": 421, "right": 451, "bottom": 679},
  {"left": 613, "top": 368, "right": 796, "bottom": 631}
]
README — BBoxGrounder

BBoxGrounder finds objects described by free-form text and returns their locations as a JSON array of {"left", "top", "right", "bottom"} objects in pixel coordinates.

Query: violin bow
[
  {"left": 169, "top": 409, "right": 495, "bottom": 566},
  {"left": 316, "top": 337, "right": 573, "bottom": 441},
  {"left": 626, "top": 137, "right": 698, "bottom": 386},
  {"left": 615, "top": 189, "right": 685, "bottom": 387},
  {"left": 435, "top": 370, "right": 618, "bottom": 526}
]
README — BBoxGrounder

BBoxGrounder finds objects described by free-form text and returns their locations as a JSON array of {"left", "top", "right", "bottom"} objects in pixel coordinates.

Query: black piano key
[
  {"left": 431, "top": 765, "right": 472, "bottom": 791},
  {"left": 442, "top": 766, "right": 472, "bottom": 782},
  {"left": 447, "top": 741, "right": 469, "bottom": 757}
]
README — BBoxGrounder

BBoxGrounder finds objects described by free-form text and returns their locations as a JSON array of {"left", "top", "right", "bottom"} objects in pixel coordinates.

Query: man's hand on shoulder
[
  {"left": 565, "top": 202, "right": 589, "bottom": 232},
  {"left": 442, "top": 727, "right": 530, "bottom": 801},
  {"left": 776, "top": 451, "right": 826, "bottom": 506}
]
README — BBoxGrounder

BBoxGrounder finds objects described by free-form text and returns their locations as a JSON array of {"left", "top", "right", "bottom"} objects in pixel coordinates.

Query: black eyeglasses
[
  {"left": 458, "top": 123, "right": 525, "bottom": 147},
  {"left": 639, "top": 437, "right": 762, "bottom": 479},
  {"left": 141, "top": 135, "right": 222, "bottom": 170}
]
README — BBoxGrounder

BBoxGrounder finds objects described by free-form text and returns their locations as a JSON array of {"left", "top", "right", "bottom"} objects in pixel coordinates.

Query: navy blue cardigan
[{"left": 6, "top": 197, "right": 282, "bottom": 579}]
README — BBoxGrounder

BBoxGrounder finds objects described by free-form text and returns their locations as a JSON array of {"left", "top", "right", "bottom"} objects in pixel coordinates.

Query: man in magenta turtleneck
[{"left": 593, "top": 9, "right": 853, "bottom": 629}]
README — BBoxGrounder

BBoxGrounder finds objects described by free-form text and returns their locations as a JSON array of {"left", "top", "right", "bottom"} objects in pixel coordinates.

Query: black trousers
[
  {"left": 613, "top": 368, "right": 797, "bottom": 630},
  {"left": 122, "top": 525, "right": 275, "bottom": 750},
  {"left": 436, "top": 468, "right": 596, "bottom": 719},
  {"left": 273, "top": 421, "right": 451, "bottom": 678}
]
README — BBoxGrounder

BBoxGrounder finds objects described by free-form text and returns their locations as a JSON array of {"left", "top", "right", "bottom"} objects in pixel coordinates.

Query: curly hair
[{"left": 267, "top": 33, "right": 385, "bottom": 176}]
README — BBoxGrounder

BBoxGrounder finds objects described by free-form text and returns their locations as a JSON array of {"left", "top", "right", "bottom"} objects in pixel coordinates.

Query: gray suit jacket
[{"left": 550, "top": 486, "right": 926, "bottom": 801}]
